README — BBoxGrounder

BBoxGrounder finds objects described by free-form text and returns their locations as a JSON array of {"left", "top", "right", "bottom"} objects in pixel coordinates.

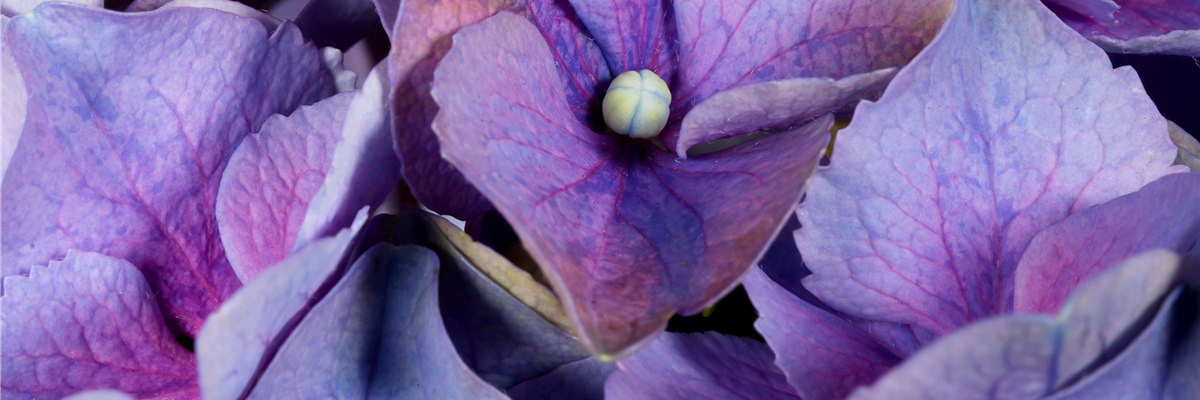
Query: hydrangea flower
[
  {"left": 2, "top": 0, "right": 1199, "bottom": 398},
  {"left": 1, "top": 2, "right": 396, "bottom": 397},
  {"left": 603, "top": 0, "right": 1200, "bottom": 397},
  {"left": 391, "top": 0, "right": 955, "bottom": 357}
]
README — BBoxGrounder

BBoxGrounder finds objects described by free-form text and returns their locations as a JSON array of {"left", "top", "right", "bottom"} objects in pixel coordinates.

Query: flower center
[{"left": 602, "top": 69, "right": 671, "bottom": 139}]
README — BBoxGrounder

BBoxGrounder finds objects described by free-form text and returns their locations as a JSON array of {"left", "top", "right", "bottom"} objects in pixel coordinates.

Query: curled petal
[
  {"left": 1049, "top": 0, "right": 1200, "bottom": 56},
  {"left": 217, "top": 60, "right": 399, "bottom": 281},
  {"left": 675, "top": 68, "right": 896, "bottom": 157},
  {"left": 662, "top": 0, "right": 952, "bottom": 153}
]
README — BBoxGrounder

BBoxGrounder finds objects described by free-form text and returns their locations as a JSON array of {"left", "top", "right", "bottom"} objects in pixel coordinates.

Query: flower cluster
[{"left": 2, "top": 0, "right": 1199, "bottom": 399}]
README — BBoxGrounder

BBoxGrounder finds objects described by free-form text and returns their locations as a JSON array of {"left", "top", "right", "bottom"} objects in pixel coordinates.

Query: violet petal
[
  {"left": 1014, "top": 173, "right": 1200, "bottom": 314},
  {"left": 796, "top": 0, "right": 1181, "bottom": 337},
  {"left": 389, "top": 0, "right": 608, "bottom": 219},
  {"left": 1046, "top": 290, "right": 1177, "bottom": 400},
  {"left": 507, "top": 358, "right": 615, "bottom": 400},
  {"left": 2, "top": 251, "right": 197, "bottom": 399},
  {"left": 245, "top": 244, "right": 506, "bottom": 399},
  {"left": 1, "top": 3, "right": 336, "bottom": 335},
  {"left": 675, "top": 68, "right": 896, "bottom": 157},
  {"left": 846, "top": 316, "right": 1059, "bottom": 400},
  {"left": 216, "top": 60, "right": 399, "bottom": 281},
  {"left": 526, "top": 0, "right": 612, "bottom": 125},
  {"left": 196, "top": 211, "right": 367, "bottom": 400},
  {"left": 665, "top": 0, "right": 952, "bottom": 135},
  {"left": 604, "top": 332, "right": 801, "bottom": 400},
  {"left": 565, "top": 0, "right": 676, "bottom": 77},
  {"left": 850, "top": 250, "right": 1191, "bottom": 399},
  {"left": 360, "top": 212, "right": 590, "bottom": 390},
  {"left": 388, "top": 0, "right": 514, "bottom": 219},
  {"left": 1049, "top": 0, "right": 1200, "bottom": 56},
  {"left": 1051, "top": 250, "right": 1184, "bottom": 391},
  {"left": 743, "top": 267, "right": 900, "bottom": 400}
]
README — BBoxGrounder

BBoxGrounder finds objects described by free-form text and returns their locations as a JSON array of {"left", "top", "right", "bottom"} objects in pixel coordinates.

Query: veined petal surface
[
  {"left": 797, "top": 0, "right": 1181, "bottom": 336},
  {"left": 2, "top": 252, "right": 197, "bottom": 399},
  {"left": 0, "top": 3, "right": 337, "bottom": 335}
]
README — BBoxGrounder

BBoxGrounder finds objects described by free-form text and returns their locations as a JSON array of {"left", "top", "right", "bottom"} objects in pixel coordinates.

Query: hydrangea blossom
[
  {"left": 605, "top": 0, "right": 1200, "bottom": 398},
  {"left": 1, "top": 0, "right": 1198, "bottom": 398},
  {"left": 404, "top": 0, "right": 953, "bottom": 357}
]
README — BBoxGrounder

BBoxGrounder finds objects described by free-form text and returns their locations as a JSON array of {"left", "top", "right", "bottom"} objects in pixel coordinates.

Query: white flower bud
[{"left": 602, "top": 69, "right": 671, "bottom": 139}]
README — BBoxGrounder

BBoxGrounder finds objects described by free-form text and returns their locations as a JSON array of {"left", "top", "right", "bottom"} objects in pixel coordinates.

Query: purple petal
[
  {"left": 365, "top": 244, "right": 508, "bottom": 400},
  {"left": 388, "top": 0, "right": 607, "bottom": 219},
  {"left": 1046, "top": 289, "right": 1176, "bottom": 398},
  {"left": 675, "top": 68, "right": 896, "bottom": 157},
  {"left": 386, "top": 0, "right": 509, "bottom": 220},
  {"left": 848, "top": 316, "right": 1059, "bottom": 400},
  {"left": 1051, "top": 250, "right": 1183, "bottom": 391},
  {"left": 526, "top": 0, "right": 613, "bottom": 125},
  {"left": 217, "top": 61, "right": 399, "bottom": 281},
  {"left": 196, "top": 211, "right": 365, "bottom": 400},
  {"left": 1049, "top": 0, "right": 1200, "bottom": 56},
  {"left": 1, "top": 4, "right": 337, "bottom": 335},
  {"left": 433, "top": 10, "right": 833, "bottom": 356},
  {"left": 1, "top": 15, "right": 23, "bottom": 179},
  {"left": 849, "top": 250, "right": 1190, "bottom": 400},
  {"left": 1014, "top": 173, "right": 1200, "bottom": 314},
  {"left": 1047, "top": 293, "right": 1178, "bottom": 400},
  {"left": 743, "top": 267, "right": 900, "bottom": 400},
  {"left": 796, "top": 0, "right": 1181, "bottom": 337},
  {"left": 250, "top": 243, "right": 506, "bottom": 399},
  {"left": 760, "top": 213, "right": 934, "bottom": 358},
  {"left": 565, "top": 0, "right": 676, "bottom": 77},
  {"left": 364, "top": 211, "right": 590, "bottom": 389},
  {"left": 604, "top": 332, "right": 801, "bottom": 400},
  {"left": 1, "top": 251, "right": 197, "bottom": 399},
  {"left": 507, "top": 358, "right": 615, "bottom": 400},
  {"left": 667, "top": 0, "right": 951, "bottom": 118},
  {"left": 1164, "top": 290, "right": 1200, "bottom": 400},
  {"left": 438, "top": 233, "right": 592, "bottom": 389}
]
